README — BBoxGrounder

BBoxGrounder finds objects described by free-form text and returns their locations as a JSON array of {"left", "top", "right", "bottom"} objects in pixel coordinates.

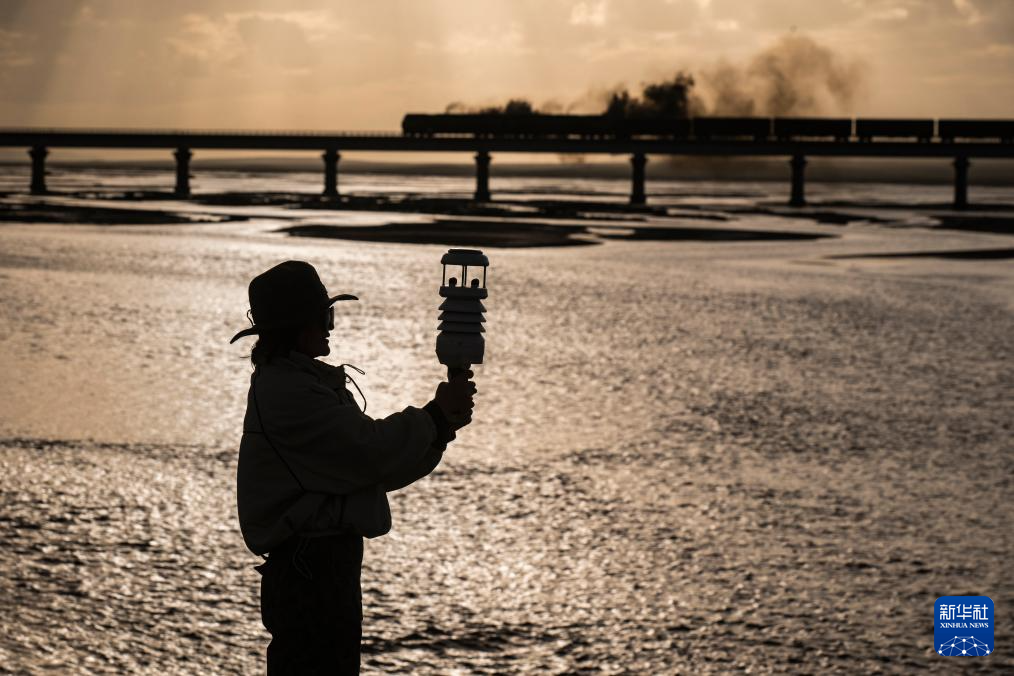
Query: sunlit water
[{"left": 1, "top": 168, "right": 1013, "bottom": 673}]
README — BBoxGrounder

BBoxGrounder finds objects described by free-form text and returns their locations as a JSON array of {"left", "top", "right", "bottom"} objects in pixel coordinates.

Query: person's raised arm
[
  {"left": 273, "top": 371, "right": 475, "bottom": 493},
  {"left": 383, "top": 372, "right": 476, "bottom": 491}
]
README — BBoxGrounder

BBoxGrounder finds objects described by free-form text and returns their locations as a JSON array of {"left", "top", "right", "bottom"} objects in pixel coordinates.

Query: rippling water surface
[{"left": 1, "top": 169, "right": 1013, "bottom": 674}]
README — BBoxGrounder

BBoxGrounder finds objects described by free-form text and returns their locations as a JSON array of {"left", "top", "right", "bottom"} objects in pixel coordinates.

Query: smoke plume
[
  {"left": 604, "top": 72, "right": 696, "bottom": 118},
  {"left": 697, "top": 34, "right": 865, "bottom": 116},
  {"left": 443, "top": 34, "right": 865, "bottom": 119},
  {"left": 445, "top": 98, "right": 537, "bottom": 115}
]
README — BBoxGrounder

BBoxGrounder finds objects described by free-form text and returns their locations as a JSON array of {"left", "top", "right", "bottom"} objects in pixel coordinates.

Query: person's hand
[{"left": 434, "top": 370, "right": 476, "bottom": 430}]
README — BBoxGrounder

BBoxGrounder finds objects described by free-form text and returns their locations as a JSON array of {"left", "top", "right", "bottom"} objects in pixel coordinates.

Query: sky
[{"left": 1, "top": 0, "right": 1013, "bottom": 131}]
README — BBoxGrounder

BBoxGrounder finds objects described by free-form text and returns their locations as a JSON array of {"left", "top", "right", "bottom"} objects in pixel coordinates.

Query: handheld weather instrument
[{"left": 436, "top": 249, "right": 489, "bottom": 378}]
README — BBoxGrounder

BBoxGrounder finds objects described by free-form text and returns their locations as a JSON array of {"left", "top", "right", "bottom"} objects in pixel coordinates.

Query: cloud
[
  {"left": 0, "top": 28, "right": 34, "bottom": 67},
  {"left": 570, "top": 1, "right": 608, "bottom": 27},
  {"left": 978, "top": 43, "right": 1014, "bottom": 58},
  {"left": 441, "top": 24, "right": 530, "bottom": 55},
  {"left": 166, "top": 13, "right": 245, "bottom": 65},
  {"left": 952, "top": 0, "right": 983, "bottom": 25},
  {"left": 229, "top": 10, "right": 343, "bottom": 43},
  {"left": 234, "top": 15, "right": 317, "bottom": 68},
  {"left": 164, "top": 10, "right": 342, "bottom": 69},
  {"left": 869, "top": 6, "right": 909, "bottom": 21}
]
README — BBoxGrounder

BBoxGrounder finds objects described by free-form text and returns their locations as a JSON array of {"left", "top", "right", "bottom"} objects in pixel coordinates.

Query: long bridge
[{"left": 2, "top": 123, "right": 1013, "bottom": 208}]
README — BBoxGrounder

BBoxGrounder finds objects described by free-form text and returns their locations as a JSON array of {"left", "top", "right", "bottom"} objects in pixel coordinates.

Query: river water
[{"left": 1, "top": 168, "right": 1012, "bottom": 674}]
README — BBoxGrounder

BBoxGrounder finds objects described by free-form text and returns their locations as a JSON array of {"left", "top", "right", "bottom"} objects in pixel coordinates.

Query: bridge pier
[
  {"left": 174, "top": 147, "right": 192, "bottom": 198},
  {"left": 29, "top": 146, "right": 48, "bottom": 194},
  {"left": 474, "top": 151, "right": 491, "bottom": 202},
  {"left": 789, "top": 154, "right": 807, "bottom": 207},
  {"left": 953, "top": 156, "right": 969, "bottom": 209},
  {"left": 630, "top": 153, "right": 647, "bottom": 206},
  {"left": 323, "top": 148, "right": 340, "bottom": 198}
]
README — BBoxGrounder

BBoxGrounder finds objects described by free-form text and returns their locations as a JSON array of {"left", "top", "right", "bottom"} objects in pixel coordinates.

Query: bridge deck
[{"left": 2, "top": 129, "right": 1013, "bottom": 158}]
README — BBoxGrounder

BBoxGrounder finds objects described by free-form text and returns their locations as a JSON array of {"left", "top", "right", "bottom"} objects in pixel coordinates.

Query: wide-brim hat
[{"left": 230, "top": 260, "right": 358, "bottom": 344}]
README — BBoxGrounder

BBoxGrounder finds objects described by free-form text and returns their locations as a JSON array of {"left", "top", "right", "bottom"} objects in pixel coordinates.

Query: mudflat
[{"left": 0, "top": 184, "right": 1011, "bottom": 673}]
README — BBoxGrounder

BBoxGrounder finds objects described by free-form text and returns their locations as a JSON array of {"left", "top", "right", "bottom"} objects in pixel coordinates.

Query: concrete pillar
[
  {"left": 174, "top": 147, "right": 192, "bottom": 198},
  {"left": 953, "top": 156, "right": 969, "bottom": 209},
  {"left": 474, "top": 151, "right": 491, "bottom": 202},
  {"left": 29, "top": 146, "right": 48, "bottom": 194},
  {"left": 630, "top": 153, "right": 647, "bottom": 206},
  {"left": 322, "top": 148, "right": 340, "bottom": 198},
  {"left": 789, "top": 154, "right": 807, "bottom": 207}
]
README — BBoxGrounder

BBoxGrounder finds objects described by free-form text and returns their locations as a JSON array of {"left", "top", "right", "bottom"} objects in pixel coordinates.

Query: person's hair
[{"left": 250, "top": 325, "right": 304, "bottom": 366}]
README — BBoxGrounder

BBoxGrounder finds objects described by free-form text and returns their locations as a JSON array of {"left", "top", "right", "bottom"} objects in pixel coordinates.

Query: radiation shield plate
[
  {"left": 438, "top": 311, "right": 487, "bottom": 323},
  {"left": 438, "top": 321, "right": 485, "bottom": 333},
  {"left": 439, "top": 298, "right": 487, "bottom": 313}
]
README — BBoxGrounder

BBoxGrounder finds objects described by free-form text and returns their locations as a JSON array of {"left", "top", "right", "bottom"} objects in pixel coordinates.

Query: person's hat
[{"left": 229, "top": 260, "right": 357, "bottom": 344}]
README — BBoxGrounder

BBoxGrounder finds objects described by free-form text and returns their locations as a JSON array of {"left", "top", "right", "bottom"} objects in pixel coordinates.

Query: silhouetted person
[{"left": 230, "top": 261, "right": 474, "bottom": 674}]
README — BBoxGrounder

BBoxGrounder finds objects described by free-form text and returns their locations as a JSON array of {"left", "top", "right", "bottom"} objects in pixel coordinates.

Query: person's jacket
[{"left": 237, "top": 351, "right": 448, "bottom": 555}]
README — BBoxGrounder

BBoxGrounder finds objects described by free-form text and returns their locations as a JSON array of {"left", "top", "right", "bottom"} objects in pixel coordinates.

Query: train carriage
[
  {"left": 773, "top": 117, "right": 852, "bottom": 141},
  {"left": 855, "top": 118, "right": 934, "bottom": 142},
  {"left": 525, "top": 114, "right": 614, "bottom": 139},
  {"left": 938, "top": 119, "right": 1014, "bottom": 143},
  {"left": 620, "top": 117, "right": 692, "bottom": 139},
  {"left": 403, "top": 113, "right": 618, "bottom": 139},
  {"left": 692, "top": 117, "right": 770, "bottom": 141}
]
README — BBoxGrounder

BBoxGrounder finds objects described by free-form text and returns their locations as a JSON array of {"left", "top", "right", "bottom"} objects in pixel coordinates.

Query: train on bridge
[
  {"left": 5, "top": 114, "right": 1012, "bottom": 207},
  {"left": 402, "top": 114, "right": 1014, "bottom": 144}
]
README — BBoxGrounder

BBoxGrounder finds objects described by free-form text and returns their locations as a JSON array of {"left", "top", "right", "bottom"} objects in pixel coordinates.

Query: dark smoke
[
  {"left": 604, "top": 72, "right": 696, "bottom": 118},
  {"left": 445, "top": 98, "right": 537, "bottom": 115},
  {"left": 443, "top": 34, "right": 864, "bottom": 121},
  {"left": 699, "top": 34, "right": 865, "bottom": 116},
  {"left": 444, "top": 76, "right": 697, "bottom": 119}
]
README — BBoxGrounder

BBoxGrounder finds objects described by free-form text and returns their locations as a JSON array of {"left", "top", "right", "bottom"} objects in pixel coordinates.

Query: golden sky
[{"left": 1, "top": 0, "right": 1013, "bottom": 130}]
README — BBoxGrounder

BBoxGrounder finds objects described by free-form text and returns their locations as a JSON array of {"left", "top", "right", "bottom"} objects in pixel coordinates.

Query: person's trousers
[{"left": 257, "top": 533, "right": 364, "bottom": 675}]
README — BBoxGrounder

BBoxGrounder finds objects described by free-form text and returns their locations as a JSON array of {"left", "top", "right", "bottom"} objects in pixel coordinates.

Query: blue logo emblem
[{"left": 935, "top": 596, "right": 993, "bottom": 657}]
